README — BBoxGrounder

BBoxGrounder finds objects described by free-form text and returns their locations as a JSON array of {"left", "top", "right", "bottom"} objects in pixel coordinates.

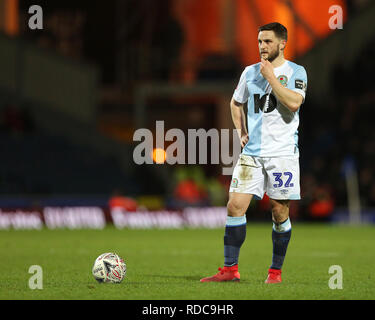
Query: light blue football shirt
[{"left": 233, "top": 60, "right": 307, "bottom": 157}]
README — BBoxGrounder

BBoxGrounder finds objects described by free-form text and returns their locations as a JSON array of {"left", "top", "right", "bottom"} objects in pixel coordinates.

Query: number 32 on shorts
[{"left": 272, "top": 172, "right": 294, "bottom": 188}]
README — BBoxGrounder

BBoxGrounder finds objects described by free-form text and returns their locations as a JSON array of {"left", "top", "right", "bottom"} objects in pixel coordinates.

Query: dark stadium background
[{"left": 0, "top": 0, "right": 374, "bottom": 229}]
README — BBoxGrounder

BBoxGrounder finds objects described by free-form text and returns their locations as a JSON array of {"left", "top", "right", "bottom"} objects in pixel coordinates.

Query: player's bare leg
[
  {"left": 227, "top": 192, "right": 253, "bottom": 217},
  {"left": 200, "top": 193, "right": 252, "bottom": 282},
  {"left": 265, "top": 199, "right": 292, "bottom": 283},
  {"left": 270, "top": 199, "right": 290, "bottom": 223}
]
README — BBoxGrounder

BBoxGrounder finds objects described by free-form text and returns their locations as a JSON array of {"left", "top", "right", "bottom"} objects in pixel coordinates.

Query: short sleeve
[
  {"left": 233, "top": 68, "right": 249, "bottom": 104},
  {"left": 291, "top": 66, "right": 307, "bottom": 102}
]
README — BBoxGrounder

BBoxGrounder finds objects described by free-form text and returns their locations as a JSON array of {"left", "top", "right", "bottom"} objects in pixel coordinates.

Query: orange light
[
  {"left": 152, "top": 148, "right": 167, "bottom": 164},
  {"left": 4, "top": 0, "right": 19, "bottom": 36}
]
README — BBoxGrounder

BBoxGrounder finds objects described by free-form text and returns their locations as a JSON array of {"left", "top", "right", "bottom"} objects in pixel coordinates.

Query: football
[{"left": 92, "top": 252, "right": 127, "bottom": 283}]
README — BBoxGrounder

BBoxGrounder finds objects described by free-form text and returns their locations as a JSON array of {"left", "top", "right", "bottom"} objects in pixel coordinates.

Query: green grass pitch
[{"left": 0, "top": 223, "right": 374, "bottom": 300}]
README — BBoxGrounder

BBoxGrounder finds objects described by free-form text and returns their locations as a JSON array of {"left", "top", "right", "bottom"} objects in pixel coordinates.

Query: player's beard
[{"left": 261, "top": 44, "right": 280, "bottom": 62}]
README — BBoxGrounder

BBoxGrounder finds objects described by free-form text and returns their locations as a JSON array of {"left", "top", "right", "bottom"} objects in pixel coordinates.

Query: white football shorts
[{"left": 229, "top": 154, "right": 301, "bottom": 200}]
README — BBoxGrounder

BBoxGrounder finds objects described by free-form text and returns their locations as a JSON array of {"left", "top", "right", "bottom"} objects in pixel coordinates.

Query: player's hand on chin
[{"left": 260, "top": 58, "right": 274, "bottom": 81}]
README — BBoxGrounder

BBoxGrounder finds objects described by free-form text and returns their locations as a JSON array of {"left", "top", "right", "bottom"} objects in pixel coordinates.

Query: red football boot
[
  {"left": 200, "top": 265, "right": 240, "bottom": 282},
  {"left": 265, "top": 268, "right": 282, "bottom": 283}
]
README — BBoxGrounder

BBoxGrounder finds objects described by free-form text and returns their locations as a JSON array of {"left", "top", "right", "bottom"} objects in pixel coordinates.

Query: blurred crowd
[
  {"left": 297, "top": 36, "right": 375, "bottom": 219},
  {"left": 0, "top": 103, "right": 35, "bottom": 135}
]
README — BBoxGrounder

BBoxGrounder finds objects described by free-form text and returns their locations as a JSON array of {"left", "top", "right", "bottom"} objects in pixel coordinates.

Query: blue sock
[
  {"left": 224, "top": 215, "right": 247, "bottom": 267},
  {"left": 271, "top": 218, "right": 292, "bottom": 270}
]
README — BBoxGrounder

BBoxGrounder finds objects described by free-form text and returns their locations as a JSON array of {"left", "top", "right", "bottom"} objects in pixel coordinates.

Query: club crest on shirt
[
  {"left": 231, "top": 178, "right": 238, "bottom": 188},
  {"left": 277, "top": 75, "right": 288, "bottom": 87}
]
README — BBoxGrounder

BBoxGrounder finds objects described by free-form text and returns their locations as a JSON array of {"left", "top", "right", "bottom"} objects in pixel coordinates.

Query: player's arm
[
  {"left": 232, "top": 67, "right": 250, "bottom": 147},
  {"left": 230, "top": 98, "right": 249, "bottom": 148},
  {"left": 260, "top": 59, "right": 304, "bottom": 112},
  {"left": 267, "top": 76, "right": 303, "bottom": 112}
]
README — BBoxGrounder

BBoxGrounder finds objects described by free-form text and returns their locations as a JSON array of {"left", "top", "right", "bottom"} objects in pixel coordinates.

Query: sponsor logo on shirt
[{"left": 295, "top": 79, "right": 307, "bottom": 92}]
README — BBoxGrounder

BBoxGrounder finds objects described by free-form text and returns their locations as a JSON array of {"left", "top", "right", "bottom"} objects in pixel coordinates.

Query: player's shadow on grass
[
  {"left": 147, "top": 274, "right": 201, "bottom": 281},
  {"left": 146, "top": 274, "right": 251, "bottom": 283}
]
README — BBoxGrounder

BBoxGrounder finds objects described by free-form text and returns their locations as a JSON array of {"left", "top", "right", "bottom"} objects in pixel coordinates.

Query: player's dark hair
[{"left": 258, "top": 22, "right": 288, "bottom": 41}]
